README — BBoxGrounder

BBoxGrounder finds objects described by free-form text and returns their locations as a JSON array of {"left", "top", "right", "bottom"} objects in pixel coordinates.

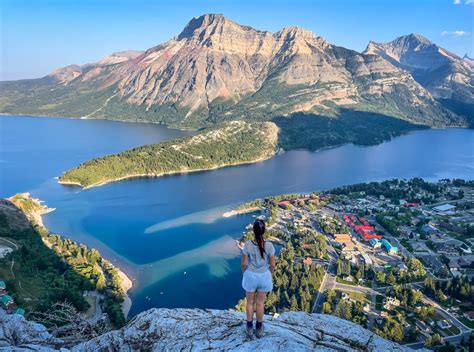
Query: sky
[{"left": 1, "top": 0, "right": 473, "bottom": 80}]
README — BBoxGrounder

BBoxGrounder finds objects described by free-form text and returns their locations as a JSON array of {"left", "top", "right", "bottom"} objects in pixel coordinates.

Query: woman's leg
[
  {"left": 256, "top": 291, "right": 267, "bottom": 323},
  {"left": 246, "top": 291, "right": 256, "bottom": 322}
]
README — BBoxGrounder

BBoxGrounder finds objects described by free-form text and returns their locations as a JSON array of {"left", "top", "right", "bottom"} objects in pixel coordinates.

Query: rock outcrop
[
  {"left": 2, "top": 308, "right": 414, "bottom": 351},
  {"left": 0, "top": 309, "right": 61, "bottom": 351}
]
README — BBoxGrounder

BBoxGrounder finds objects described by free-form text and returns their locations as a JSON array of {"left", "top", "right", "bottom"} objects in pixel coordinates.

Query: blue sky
[{"left": 1, "top": 0, "right": 473, "bottom": 80}]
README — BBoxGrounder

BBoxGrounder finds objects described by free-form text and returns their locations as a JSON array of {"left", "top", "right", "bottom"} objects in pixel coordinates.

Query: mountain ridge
[
  {"left": 0, "top": 13, "right": 470, "bottom": 131},
  {"left": 364, "top": 33, "right": 473, "bottom": 120}
]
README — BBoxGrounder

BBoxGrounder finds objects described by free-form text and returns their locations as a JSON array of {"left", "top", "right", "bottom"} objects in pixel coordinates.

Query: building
[
  {"left": 278, "top": 201, "right": 291, "bottom": 209},
  {"left": 464, "top": 311, "right": 474, "bottom": 321},
  {"left": 415, "top": 320, "right": 432, "bottom": 335},
  {"left": 383, "top": 297, "right": 401, "bottom": 310},
  {"left": 437, "top": 320, "right": 452, "bottom": 329},
  {"left": 355, "top": 225, "right": 382, "bottom": 241},
  {"left": 334, "top": 233, "right": 351, "bottom": 242},
  {"left": 303, "top": 257, "right": 313, "bottom": 266},
  {"left": 449, "top": 258, "right": 461, "bottom": 271},
  {"left": 360, "top": 253, "right": 373, "bottom": 266},
  {"left": 369, "top": 238, "right": 382, "bottom": 249},
  {"left": 433, "top": 204, "right": 456, "bottom": 213},
  {"left": 381, "top": 239, "right": 398, "bottom": 254},
  {"left": 433, "top": 238, "right": 468, "bottom": 254},
  {"left": 421, "top": 223, "right": 439, "bottom": 235}
]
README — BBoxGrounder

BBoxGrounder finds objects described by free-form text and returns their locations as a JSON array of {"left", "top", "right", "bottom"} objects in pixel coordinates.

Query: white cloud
[
  {"left": 453, "top": 0, "right": 461, "bottom": 4},
  {"left": 441, "top": 30, "right": 470, "bottom": 37},
  {"left": 466, "top": 0, "right": 474, "bottom": 4}
]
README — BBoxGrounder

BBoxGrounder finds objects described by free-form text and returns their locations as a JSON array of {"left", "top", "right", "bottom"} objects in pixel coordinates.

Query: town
[{"left": 237, "top": 178, "right": 474, "bottom": 350}]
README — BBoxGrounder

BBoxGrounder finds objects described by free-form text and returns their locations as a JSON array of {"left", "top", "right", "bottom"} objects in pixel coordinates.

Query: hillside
[
  {"left": 0, "top": 194, "right": 127, "bottom": 328},
  {"left": 1, "top": 308, "right": 411, "bottom": 351},
  {"left": 59, "top": 121, "right": 279, "bottom": 188},
  {"left": 364, "top": 34, "right": 474, "bottom": 122},
  {"left": 0, "top": 14, "right": 466, "bottom": 130}
]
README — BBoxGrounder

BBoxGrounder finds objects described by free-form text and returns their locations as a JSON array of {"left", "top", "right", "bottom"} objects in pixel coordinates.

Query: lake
[{"left": 1, "top": 115, "right": 473, "bottom": 316}]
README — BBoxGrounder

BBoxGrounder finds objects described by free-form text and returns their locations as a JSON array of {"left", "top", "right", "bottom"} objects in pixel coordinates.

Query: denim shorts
[{"left": 242, "top": 270, "right": 273, "bottom": 293}]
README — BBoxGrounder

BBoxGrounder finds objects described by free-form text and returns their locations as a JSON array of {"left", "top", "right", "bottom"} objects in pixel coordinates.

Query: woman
[{"left": 241, "top": 219, "right": 276, "bottom": 338}]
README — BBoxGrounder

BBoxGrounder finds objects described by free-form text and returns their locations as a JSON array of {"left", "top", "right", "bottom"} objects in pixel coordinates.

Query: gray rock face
[
  {"left": 0, "top": 309, "right": 61, "bottom": 351},
  {"left": 71, "top": 308, "right": 411, "bottom": 351},
  {"left": 0, "top": 308, "right": 414, "bottom": 351},
  {"left": 364, "top": 34, "right": 474, "bottom": 105}
]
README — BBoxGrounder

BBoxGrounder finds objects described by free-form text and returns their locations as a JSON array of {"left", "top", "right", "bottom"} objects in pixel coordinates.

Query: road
[{"left": 306, "top": 211, "right": 339, "bottom": 313}]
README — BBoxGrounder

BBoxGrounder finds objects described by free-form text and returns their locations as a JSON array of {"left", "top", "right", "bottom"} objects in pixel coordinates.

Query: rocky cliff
[
  {"left": 1, "top": 308, "right": 414, "bottom": 351},
  {"left": 0, "top": 14, "right": 463, "bottom": 129},
  {"left": 364, "top": 34, "right": 474, "bottom": 118}
]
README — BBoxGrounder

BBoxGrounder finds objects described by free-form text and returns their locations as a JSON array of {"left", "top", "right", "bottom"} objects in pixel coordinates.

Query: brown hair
[{"left": 253, "top": 219, "right": 266, "bottom": 258}]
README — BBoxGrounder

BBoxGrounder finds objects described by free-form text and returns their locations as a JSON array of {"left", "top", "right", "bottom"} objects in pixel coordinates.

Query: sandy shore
[
  {"left": 10, "top": 193, "right": 134, "bottom": 320},
  {"left": 118, "top": 270, "right": 133, "bottom": 319}
]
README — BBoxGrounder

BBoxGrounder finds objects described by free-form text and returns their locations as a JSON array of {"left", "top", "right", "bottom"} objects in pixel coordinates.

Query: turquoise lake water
[{"left": 1, "top": 115, "right": 473, "bottom": 316}]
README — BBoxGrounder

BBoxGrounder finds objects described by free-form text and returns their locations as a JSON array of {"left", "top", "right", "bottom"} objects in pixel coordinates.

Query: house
[
  {"left": 278, "top": 201, "right": 291, "bottom": 209},
  {"left": 463, "top": 311, "right": 474, "bottom": 321},
  {"left": 415, "top": 320, "right": 432, "bottom": 335},
  {"left": 383, "top": 297, "right": 400, "bottom": 310},
  {"left": 449, "top": 258, "right": 461, "bottom": 271},
  {"left": 360, "top": 253, "right": 373, "bottom": 266},
  {"left": 433, "top": 238, "right": 466, "bottom": 254},
  {"left": 343, "top": 276, "right": 354, "bottom": 282},
  {"left": 421, "top": 223, "right": 438, "bottom": 235},
  {"left": 381, "top": 239, "right": 398, "bottom": 254},
  {"left": 437, "top": 320, "right": 452, "bottom": 329},
  {"left": 433, "top": 204, "right": 456, "bottom": 213},
  {"left": 380, "top": 311, "right": 388, "bottom": 318},
  {"left": 334, "top": 233, "right": 351, "bottom": 242},
  {"left": 459, "top": 255, "right": 474, "bottom": 268},
  {"left": 369, "top": 238, "right": 382, "bottom": 249},
  {"left": 303, "top": 257, "right": 313, "bottom": 266}
]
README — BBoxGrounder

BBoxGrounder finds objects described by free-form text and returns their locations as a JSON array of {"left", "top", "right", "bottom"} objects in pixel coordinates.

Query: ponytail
[{"left": 253, "top": 219, "right": 266, "bottom": 259}]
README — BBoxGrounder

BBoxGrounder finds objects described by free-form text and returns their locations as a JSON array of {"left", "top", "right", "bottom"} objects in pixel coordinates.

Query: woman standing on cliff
[{"left": 241, "top": 219, "right": 276, "bottom": 338}]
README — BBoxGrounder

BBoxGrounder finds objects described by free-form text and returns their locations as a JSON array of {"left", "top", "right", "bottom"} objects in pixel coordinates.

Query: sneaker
[
  {"left": 255, "top": 323, "right": 264, "bottom": 338},
  {"left": 246, "top": 324, "right": 254, "bottom": 339}
]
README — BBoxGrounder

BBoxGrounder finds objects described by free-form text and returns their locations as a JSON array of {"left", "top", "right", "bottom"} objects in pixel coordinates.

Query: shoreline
[
  {"left": 10, "top": 193, "right": 134, "bottom": 320},
  {"left": 58, "top": 153, "right": 276, "bottom": 190},
  {"left": 117, "top": 270, "right": 133, "bottom": 319}
]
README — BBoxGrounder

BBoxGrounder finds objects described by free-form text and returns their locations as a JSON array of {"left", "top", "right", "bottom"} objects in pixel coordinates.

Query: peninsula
[{"left": 59, "top": 121, "right": 279, "bottom": 188}]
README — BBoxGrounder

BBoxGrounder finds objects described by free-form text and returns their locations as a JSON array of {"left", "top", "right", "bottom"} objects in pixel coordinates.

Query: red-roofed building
[
  {"left": 404, "top": 202, "right": 419, "bottom": 207},
  {"left": 278, "top": 201, "right": 291, "bottom": 209}
]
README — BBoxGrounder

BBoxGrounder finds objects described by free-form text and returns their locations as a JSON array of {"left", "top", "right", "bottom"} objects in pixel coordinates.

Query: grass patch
[
  {"left": 460, "top": 317, "right": 474, "bottom": 329},
  {"left": 338, "top": 290, "right": 370, "bottom": 305},
  {"left": 336, "top": 277, "right": 357, "bottom": 286}
]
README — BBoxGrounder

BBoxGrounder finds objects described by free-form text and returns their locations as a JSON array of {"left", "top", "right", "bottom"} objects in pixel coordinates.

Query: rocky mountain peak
[
  {"left": 276, "top": 26, "right": 316, "bottom": 40},
  {"left": 177, "top": 13, "right": 265, "bottom": 42},
  {"left": 1, "top": 308, "right": 413, "bottom": 351}
]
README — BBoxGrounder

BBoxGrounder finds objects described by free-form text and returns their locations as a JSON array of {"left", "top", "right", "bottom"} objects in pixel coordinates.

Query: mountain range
[{"left": 0, "top": 14, "right": 472, "bottom": 135}]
